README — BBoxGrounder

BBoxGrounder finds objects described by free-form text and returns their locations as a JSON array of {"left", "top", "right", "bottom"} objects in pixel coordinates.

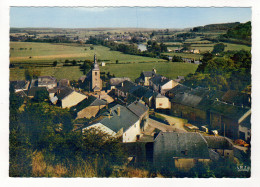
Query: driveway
[{"left": 156, "top": 113, "right": 187, "bottom": 132}]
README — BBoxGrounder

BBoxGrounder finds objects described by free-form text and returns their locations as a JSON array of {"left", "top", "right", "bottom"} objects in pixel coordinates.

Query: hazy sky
[{"left": 10, "top": 7, "right": 251, "bottom": 28}]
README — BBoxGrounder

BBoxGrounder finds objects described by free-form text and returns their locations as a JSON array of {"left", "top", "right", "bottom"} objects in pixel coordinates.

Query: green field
[
  {"left": 10, "top": 42, "right": 165, "bottom": 63},
  {"left": 10, "top": 62, "right": 198, "bottom": 81},
  {"left": 100, "top": 62, "right": 198, "bottom": 81}
]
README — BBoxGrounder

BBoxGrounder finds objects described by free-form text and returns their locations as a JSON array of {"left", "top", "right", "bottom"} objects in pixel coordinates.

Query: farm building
[
  {"left": 55, "top": 86, "right": 87, "bottom": 108},
  {"left": 10, "top": 80, "right": 30, "bottom": 93},
  {"left": 135, "top": 68, "right": 157, "bottom": 86},
  {"left": 71, "top": 95, "right": 107, "bottom": 119},
  {"left": 149, "top": 75, "right": 178, "bottom": 95},
  {"left": 109, "top": 77, "right": 131, "bottom": 90},
  {"left": 153, "top": 132, "right": 211, "bottom": 171},
  {"left": 37, "top": 76, "right": 57, "bottom": 89}
]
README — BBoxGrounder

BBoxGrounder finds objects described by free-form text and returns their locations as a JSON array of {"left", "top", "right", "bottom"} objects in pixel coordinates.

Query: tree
[
  {"left": 53, "top": 61, "right": 58, "bottom": 67},
  {"left": 33, "top": 90, "right": 49, "bottom": 102},
  {"left": 212, "top": 43, "right": 225, "bottom": 54}
]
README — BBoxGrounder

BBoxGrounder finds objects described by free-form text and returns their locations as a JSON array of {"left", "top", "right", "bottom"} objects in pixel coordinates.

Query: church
[{"left": 85, "top": 54, "right": 102, "bottom": 93}]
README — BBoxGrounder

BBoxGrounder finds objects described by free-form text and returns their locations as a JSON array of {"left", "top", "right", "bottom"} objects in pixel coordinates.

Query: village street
[
  {"left": 155, "top": 113, "right": 187, "bottom": 132},
  {"left": 146, "top": 118, "right": 186, "bottom": 134}
]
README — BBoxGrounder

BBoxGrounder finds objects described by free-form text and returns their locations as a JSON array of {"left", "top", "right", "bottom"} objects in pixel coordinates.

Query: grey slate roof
[
  {"left": 167, "top": 84, "right": 191, "bottom": 95},
  {"left": 110, "top": 77, "right": 131, "bottom": 86},
  {"left": 97, "top": 104, "right": 139, "bottom": 133},
  {"left": 127, "top": 101, "right": 149, "bottom": 118},
  {"left": 203, "top": 136, "right": 233, "bottom": 150},
  {"left": 117, "top": 80, "right": 136, "bottom": 93},
  {"left": 171, "top": 92, "right": 203, "bottom": 108},
  {"left": 27, "top": 87, "right": 48, "bottom": 97},
  {"left": 56, "top": 86, "right": 74, "bottom": 100},
  {"left": 154, "top": 132, "right": 210, "bottom": 159},
  {"left": 10, "top": 80, "right": 29, "bottom": 90},
  {"left": 150, "top": 75, "right": 170, "bottom": 86},
  {"left": 72, "top": 95, "right": 107, "bottom": 112},
  {"left": 142, "top": 71, "right": 156, "bottom": 77}
]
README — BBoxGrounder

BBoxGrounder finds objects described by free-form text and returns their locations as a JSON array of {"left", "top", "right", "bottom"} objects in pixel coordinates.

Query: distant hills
[{"left": 192, "top": 22, "right": 241, "bottom": 32}]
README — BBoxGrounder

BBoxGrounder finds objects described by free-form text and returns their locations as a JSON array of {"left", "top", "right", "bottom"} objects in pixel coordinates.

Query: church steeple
[{"left": 93, "top": 54, "right": 99, "bottom": 70}]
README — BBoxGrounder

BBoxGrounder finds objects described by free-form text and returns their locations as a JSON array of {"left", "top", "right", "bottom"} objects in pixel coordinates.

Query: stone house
[
  {"left": 135, "top": 69, "right": 157, "bottom": 86},
  {"left": 127, "top": 101, "right": 149, "bottom": 133},
  {"left": 203, "top": 136, "right": 234, "bottom": 160},
  {"left": 109, "top": 77, "right": 131, "bottom": 90},
  {"left": 37, "top": 76, "right": 57, "bottom": 89},
  {"left": 56, "top": 87, "right": 87, "bottom": 108},
  {"left": 149, "top": 75, "right": 178, "bottom": 95},
  {"left": 238, "top": 114, "right": 251, "bottom": 141},
  {"left": 155, "top": 93, "right": 171, "bottom": 109},
  {"left": 82, "top": 104, "right": 141, "bottom": 142},
  {"left": 71, "top": 95, "right": 107, "bottom": 119},
  {"left": 116, "top": 80, "right": 136, "bottom": 98},
  {"left": 153, "top": 132, "right": 211, "bottom": 171},
  {"left": 209, "top": 101, "right": 251, "bottom": 140},
  {"left": 10, "top": 80, "right": 30, "bottom": 93}
]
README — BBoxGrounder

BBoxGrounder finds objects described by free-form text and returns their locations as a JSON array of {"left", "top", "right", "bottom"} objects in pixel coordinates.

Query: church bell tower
[{"left": 91, "top": 54, "right": 102, "bottom": 92}]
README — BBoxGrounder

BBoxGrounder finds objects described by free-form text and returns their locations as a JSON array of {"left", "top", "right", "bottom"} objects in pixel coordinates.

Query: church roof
[{"left": 93, "top": 54, "right": 100, "bottom": 70}]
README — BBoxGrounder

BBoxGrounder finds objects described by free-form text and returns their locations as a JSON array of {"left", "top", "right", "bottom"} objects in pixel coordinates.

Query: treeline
[
  {"left": 192, "top": 22, "right": 240, "bottom": 32},
  {"left": 184, "top": 50, "right": 251, "bottom": 92},
  {"left": 86, "top": 36, "right": 168, "bottom": 59},
  {"left": 9, "top": 87, "right": 128, "bottom": 177}
]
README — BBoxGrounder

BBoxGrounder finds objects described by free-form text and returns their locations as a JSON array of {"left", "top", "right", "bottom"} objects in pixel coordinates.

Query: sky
[{"left": 10, "top": 7, "right": 251, "bottom": 29}]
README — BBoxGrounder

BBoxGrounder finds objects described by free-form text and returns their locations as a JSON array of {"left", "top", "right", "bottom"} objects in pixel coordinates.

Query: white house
[{"left": 82, "top": 104, "right": 141, "bottom": 142}]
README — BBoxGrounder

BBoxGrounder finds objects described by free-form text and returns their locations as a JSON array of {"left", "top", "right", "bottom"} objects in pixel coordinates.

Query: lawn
[
  {"left": 100, "top": 62, "right": 198, "bottom": 81},
  {"left": 10, "top": 42, "right": 165, "bottom": 63}
]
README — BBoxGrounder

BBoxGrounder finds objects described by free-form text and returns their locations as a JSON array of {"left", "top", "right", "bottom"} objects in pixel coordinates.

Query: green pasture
[
  {"left": 100, "top": 62, "right": 198, "bottom": 81},
  {"left": 10, "top": 42, "right": 165, "bottom": 63}
]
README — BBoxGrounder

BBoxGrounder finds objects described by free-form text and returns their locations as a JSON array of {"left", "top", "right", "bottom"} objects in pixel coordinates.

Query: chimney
[
  {"left": 121, "top": 82, "right": 124, "bottom": 87},
  {"left": 117, "top": 107, "right": 120, "bottom": 116}
]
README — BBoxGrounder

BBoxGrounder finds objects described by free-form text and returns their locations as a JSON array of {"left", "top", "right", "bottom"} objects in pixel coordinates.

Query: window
[
  {"left": 95, "top": 72, "right": 97, "bottom": 76},
  {"left": 159, "top": 103, "right": 162, "bottom": 106}
]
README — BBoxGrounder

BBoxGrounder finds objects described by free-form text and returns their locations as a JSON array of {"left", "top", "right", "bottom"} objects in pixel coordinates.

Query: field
[
  {"left": 10, "top": 42, "right": 165, "bottom": 63},
  {"left": 100, "top": 62, "right": 198, "bottom": 81}
]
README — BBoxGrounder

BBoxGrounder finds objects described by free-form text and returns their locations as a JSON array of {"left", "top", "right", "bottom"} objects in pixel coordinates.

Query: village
[{"left": 10, "top": 54, "right": 251, "bottom": 172}]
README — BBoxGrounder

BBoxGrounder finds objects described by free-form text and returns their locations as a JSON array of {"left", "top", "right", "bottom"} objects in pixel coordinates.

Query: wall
[
  {"left": 156, "top": 97, "right": 171, "bottom": 109},
  {"left": 61, "top": 92, "right": 87, "bottom": 108},
  {"left": 161, "top": 80, "right": 178, "bottom": 95},
  {"left": 239, "top": 125, "right": 251, "bottom": 141},
  {"left": 123, "top": 120, "right": 141, "bottom": 142}
]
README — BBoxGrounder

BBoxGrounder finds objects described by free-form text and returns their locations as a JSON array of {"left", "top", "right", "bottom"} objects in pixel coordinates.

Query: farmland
[
  {"left": 100, "top": 62, "right": 198, "bottom": 81},
  {"left": 10, "top": 42, "right": 165, "bottom": 63}
]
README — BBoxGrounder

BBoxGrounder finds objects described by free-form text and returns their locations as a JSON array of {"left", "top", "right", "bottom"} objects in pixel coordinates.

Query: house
[
  {"left": 154, "top": 93, "right": 171, "bottom": 110},
  {"left": 58, "top": 79, "right": 70, "bottom": 87},
  {"left": 203, "top": 136, "right": 234, "bottom": 160},
  {"left": 116, "top": 80, "right": 136, "bottom": 98},
  {"left": 170, "top": 92, "right": 212, "bottom": 125},
  {"left": 165, "top": 84, "right": 191, "bottom": 99},
  {"left": 209, "top": 101, "right": 251, "bottom": 140},
  {"left": 149, "top": 75, "right": 178, "bottom": 95},
  {"left": 109, "top": 77, "right": 131, "bottom": 90},
  {"left": 10, "top": 80, "right": 30, "bottom": 93},
  {"left": 82, "top": 104, "right": 141, "bottom": 142},
  {"left": 37, "top": 76, "right": 57, "bottom": 89},
  {"left": 143, "top": 90, "right": 154, "bottom": 108},
  {"left": 153, "top": 132, "right": 211, "bottom": 171},
  {"left": 135, "top": 69, "right": 157, "bottom": 86},
  {"left": 127, "top": 101, "right": 149, "bottom": 133},
  {"left": 56, "top": 87, "right": 87, "bottom": 108},
  {"left": 221, "top": 90, "right": 251, "bottom": 107},
  {"left": 71, "top": 95, "right": 107, "bottom": 119},
  {"left": 27, "top": 87, "right": 48, "bottom": 98}
]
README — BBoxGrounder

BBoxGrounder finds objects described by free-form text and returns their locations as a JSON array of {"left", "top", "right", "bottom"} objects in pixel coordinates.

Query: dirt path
[
  {"left": 157, "top": 113, "right": 187, "bottom": 132},
  {"left": 147, "top": 118, "right": 186, "bottom": 133}
]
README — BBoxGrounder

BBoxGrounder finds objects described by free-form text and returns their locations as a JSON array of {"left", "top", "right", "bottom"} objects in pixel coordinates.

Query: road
[
  {"left": 145, "top": 118, "right": 186, "bottom": 134},
  {"left": 156, "top": 113, "right": 187, "bottom": 132}
]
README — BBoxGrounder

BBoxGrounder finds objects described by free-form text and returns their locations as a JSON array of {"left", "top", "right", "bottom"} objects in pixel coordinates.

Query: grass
[
  {"left": 10, "top": 42, "right": 165, "bottom": 63},
  {"left": 10, "top": 66, "right": 84, "bottom": 81},
  {"left": 100, "top": 62, "right": 198, "bottom": 81}
]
